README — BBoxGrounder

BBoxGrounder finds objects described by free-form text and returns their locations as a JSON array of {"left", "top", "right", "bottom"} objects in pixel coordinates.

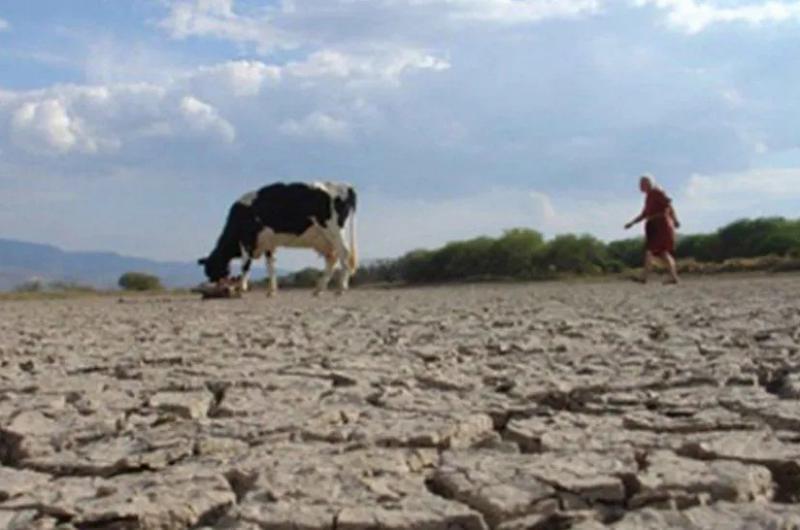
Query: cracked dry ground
[{"left": 2, "top": 277, "right": 800, "bottom": 529}]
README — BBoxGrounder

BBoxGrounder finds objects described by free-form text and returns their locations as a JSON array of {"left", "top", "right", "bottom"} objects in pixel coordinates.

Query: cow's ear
[{"left": 198, "top": 258, "right": 207, "bottom": 266}]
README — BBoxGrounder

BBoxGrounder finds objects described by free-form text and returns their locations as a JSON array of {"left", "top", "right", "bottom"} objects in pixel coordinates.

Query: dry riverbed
[{"left": 1, "top": 276, "right": 800, "bottom": 529}]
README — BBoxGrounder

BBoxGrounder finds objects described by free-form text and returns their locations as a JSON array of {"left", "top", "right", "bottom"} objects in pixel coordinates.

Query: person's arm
[
  {"left": 625, "top": 211, "right": 646, "bottom": 230},
  {"left": 627, "top": 190, "right": 674, "bottom": 229},
  {"left": 669, "top": 206, "right": 680, "bottom": 228}
]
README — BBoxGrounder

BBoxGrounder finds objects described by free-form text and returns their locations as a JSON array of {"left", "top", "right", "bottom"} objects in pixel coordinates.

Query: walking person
[{"left": 625, "top": 174, "right": 681, "bottom": 284}]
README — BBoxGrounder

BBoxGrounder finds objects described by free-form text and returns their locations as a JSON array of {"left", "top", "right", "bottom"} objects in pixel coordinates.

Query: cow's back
[{"left": 247, "top": 183, "right": 332, "bottom": 235}]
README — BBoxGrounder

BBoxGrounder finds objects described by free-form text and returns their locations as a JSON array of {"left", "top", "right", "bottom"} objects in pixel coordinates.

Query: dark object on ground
[{"left": 194, "top": 278, "right": 243, "bottom": 299}]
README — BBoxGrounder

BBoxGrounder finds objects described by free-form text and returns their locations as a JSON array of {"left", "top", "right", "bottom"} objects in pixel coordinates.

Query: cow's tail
[{"left": 348, "top": 212, "right": 358, "bottom": 274}]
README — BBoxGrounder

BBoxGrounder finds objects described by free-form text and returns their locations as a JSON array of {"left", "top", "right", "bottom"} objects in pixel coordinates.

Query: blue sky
[{"left": 1, "top": 0, "right": 799, "bottom": 268}]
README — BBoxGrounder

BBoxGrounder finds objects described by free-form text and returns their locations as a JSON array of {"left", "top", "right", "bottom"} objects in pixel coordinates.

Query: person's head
[{"left": 639, "top": 174, "right": 654, "bottom": 193}]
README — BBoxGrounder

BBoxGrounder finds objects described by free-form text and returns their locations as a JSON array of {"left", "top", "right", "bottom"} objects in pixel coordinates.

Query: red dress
[{"left": 642, "top": 187, "right": 675, "bottom": 256}]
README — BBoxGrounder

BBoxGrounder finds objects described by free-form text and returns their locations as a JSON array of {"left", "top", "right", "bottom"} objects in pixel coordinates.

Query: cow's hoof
[
  {"left": 266, "top": 290, "right": 276, "bottom": 298},
  {"left": 312, "top": 289, "right": 323, "bottom": 297}
]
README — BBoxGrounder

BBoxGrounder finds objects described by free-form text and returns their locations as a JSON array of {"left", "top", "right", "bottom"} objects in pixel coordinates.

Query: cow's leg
[
  {"left": 265, "top": 251, "right": 278, "bottom": 297},
  {"left": 314, "top": 252, "right": 337, "bottom": 296},
  {"left": 315, "top": 221, "right": 353, "bottom": 294},
  {"left": 331, "top": 234, "right": 352, "bottom": 294},
  {"left": 239, "top": 257, "right": 252, "bottom": 292}
]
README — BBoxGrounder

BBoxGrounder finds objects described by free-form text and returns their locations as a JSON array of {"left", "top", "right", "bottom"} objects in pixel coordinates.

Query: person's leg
[
  {"left": 663, "top": 252, "right": 679, "bottom": 284},
  {"left": 641, "top": 251, "right": 655, "bottom": 283}
]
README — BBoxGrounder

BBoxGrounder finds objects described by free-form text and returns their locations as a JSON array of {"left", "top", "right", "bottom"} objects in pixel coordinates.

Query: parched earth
[{"left": 2, "top": 276, "right": 800, "bottom": 530}]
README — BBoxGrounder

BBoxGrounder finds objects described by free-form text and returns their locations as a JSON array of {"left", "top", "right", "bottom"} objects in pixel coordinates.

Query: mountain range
[{"left": 0, "top": 238, "right": 208, "bottom": 291}]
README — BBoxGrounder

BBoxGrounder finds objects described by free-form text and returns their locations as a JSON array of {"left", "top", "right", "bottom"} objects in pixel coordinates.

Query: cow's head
[
  {"left": 197, "top": 253, "right": 231, "bottom": 283},
  {"left": 332, "top": 184, "right": 357, "bottom": 228},
  {"left": 328, "top": 183, "right": 358, "bottom": 273},
  {"left": 199, "top": 202, "right": 250, "bottom": 283}
]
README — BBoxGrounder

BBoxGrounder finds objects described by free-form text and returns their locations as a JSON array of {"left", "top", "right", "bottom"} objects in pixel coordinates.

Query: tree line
[
  {"left": 26, "top": 216, "right": 791, "bottom": 293},
  {"left": 280, "top": 217, "right": 800, "bottom": 287}
]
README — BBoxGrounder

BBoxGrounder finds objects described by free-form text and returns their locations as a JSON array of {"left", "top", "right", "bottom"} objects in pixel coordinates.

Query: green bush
[
  {"left": 489, "top": 229, "right": 546, "bottom": 279},
  {"left": 118, "top": 272, "right": 163, "bottom": 291},
  {"left": 347, "top": 217, "right": 800, "bottom": 287},
  {"left": 6, "top": 280, "right": 96, "bottom": 300},
  {"left": 676, "top": 233, "right": 723, "bottom": 262},
  {"left": 540, "top": 234, "right": 611, "bottom": 275},
  {"left": 13, "top": 280, "right": 44, "bottom": 293},
  {"left": 716, "top": 218, "right": 800, "bottom": 260},
  {"left": 396, "top": 249, "right": 438, "bottom": 283},
  {"left": 48, "top": 281, "right": 96, "bottom": 293},
  {"left": 279, "top": 267, "right": 323, "bottom": 288},
  {"left": 434, "top": 237, "right": 495, "bottom": 281},
  {"left": 607, "top": 238, "right": 644, "bottom": 269},
  {"left": 351, "top": 259, "right": 403, "bottom": 286}
]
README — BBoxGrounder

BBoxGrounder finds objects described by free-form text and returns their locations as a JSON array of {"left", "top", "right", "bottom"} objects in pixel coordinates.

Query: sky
[{"left": 1, "top": 0, "right": 799, "bottom": 269}]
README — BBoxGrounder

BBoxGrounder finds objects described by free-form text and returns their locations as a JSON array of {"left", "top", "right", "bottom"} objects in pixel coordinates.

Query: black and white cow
[{"left": 198, "top": 182, "right": 357, "bottom": 295}]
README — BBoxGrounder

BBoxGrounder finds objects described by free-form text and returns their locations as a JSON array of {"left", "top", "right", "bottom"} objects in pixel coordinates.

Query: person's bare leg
[
  {"left": 663, "top": 253, "right": 679, "bottom": 284},
  {"left": 640, "top": 251, "right": 655, "bottom": 283}
]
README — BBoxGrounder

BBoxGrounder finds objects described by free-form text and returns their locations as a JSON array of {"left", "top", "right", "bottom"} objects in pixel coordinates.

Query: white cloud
[
  {"left": 11, "top": 99, "right": 97, "bottom": 154},
  {"left": 434, "top": 0, "right": 601, "bottom": 23},
  {"left": 158, "top": 0, "right": 600, "bottom": 54},
  {"left": 190, "top": 60, "right": 281, "bottom": 96},
  {"left": 1, "top": 82, "right": 236, "bottom": 155},
  {"left": 159, "top": 0, "right": 293, "bottom": 53},
  {"left": 0, "top": 43, "right": 448, "bottom": 156},
  {"left": 182, "top": 49, "right": 448, "bottom": 97},
  {"left": 720, "top": 88, "right": 745, "bottom": 107},
  {"left": 179, "top": 95, "right": 236, "bottom": 142},
  {"left": 279, "top": 112, "right": 351, "bottom": 142},
  {"left": 685, "top": 167, "right": 800, "bottom": 205},
  {"left": 0, "top": 17, "right": 9, "bottom": 32},
  {"left": 634, "top": 0, "right": 800, "bottom": 33},
  {"left": 5, "top": 84, "right": 165, "bottom": 155},
  {"left": 529, "top": 190, "right": 558, "bottom": 223},
  {"left": 285, "top": 49, "right": 450, "bottom": 85}
]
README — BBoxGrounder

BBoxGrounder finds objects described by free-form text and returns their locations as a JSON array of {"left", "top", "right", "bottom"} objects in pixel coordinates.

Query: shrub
[
  {"left": 280, "top": 267, "right": 323, "bottom": 288},
  {"left": 48, "top": 281, "right": 96, "bottom": 293},
  {"left": 345, "top": 216, "right": 800, "bottom": 287},
  {"left": 489, "top": 229, "right": 546, "bottom": 279},
  {"left": 396, "top": 249, "right": 438, "bottom": 283},
  {"left": 433, "top": 237, "right": 495, "bottom": 281},
  {"left": 676, "top": 233, "right": 723, "bottom": 262},
  {"left": 716, "top": 218, "right": 800, "bottom": 260},
  {"left": 118, "top": 272, "right": 163, "bottom": 291},
  {"left": 351, "top": 259, "right": 403, "bottom": 286},
  {"left": 13, "top": 280, "right": 44, "bottom": 293},
  {"left": 540, "top": 234, "right": 611, "bottom": 275},
  {"left": 607, "top": 238, "right": 644, "bottom": 269}
]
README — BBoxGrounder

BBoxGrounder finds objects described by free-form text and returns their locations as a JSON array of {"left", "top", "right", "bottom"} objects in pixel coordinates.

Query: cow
[{"left": 198, "top": 181, "right": 358, "bottom": 296}]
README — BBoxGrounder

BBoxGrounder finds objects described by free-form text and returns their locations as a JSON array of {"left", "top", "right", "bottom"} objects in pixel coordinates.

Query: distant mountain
[{"left": 0, "top": 239, "right": 206, "bottom": 291}]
